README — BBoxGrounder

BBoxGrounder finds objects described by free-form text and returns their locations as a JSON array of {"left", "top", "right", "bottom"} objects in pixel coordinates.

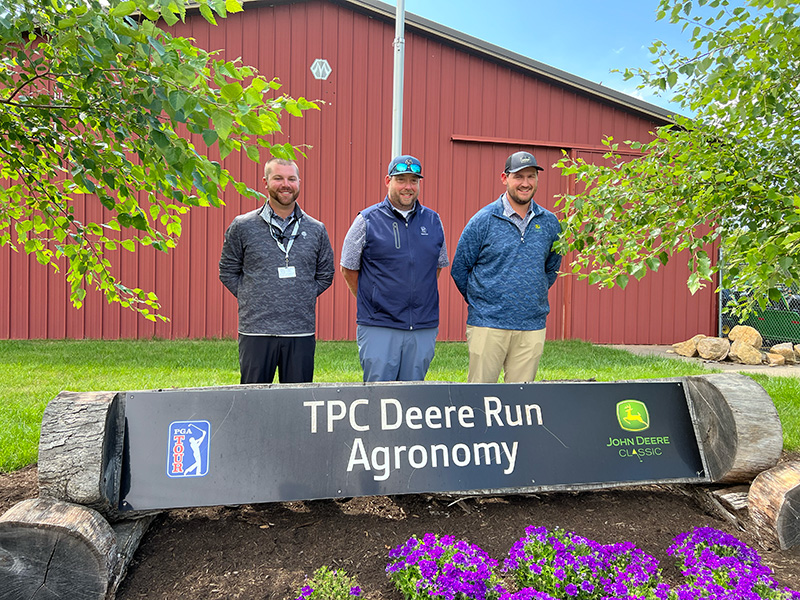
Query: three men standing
[
  {"left": 451, "top": 151, "right": 562, "bottom": 383},
  {"left": 219, "top": 158, "right": 334, "bottom": 384},
  {"left": 220, "top": 151, "right": 559, "bottom": 385},
  {"left": 341, "top": 155, "right": 449, "bottom": 382}
]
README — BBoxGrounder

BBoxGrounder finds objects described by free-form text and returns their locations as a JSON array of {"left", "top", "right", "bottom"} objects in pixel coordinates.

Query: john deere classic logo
[{"left": 616, "top": 400, "right": 650, "bottom": 432}]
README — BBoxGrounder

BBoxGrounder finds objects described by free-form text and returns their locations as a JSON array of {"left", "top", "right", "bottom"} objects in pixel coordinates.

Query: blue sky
[{"left": 402, "top": 0, "right": 695, "bottom": 112}]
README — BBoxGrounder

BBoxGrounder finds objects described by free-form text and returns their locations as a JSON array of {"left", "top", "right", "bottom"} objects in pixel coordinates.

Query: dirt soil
[{"left": 2, "top": 463, "right": 799, "bottom": 600}]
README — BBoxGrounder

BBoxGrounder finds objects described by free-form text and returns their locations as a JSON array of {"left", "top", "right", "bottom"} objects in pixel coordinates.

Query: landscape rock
[
  {"left": 696, "top": 337, "right": 730, "bottom": 361},
  {"left": 728, "top": 325, "right": 763, "bottom": 349},
  {"left": 672, "top": 334, "right": 707, "bottom": 357},
  {"left": 729, "top": 339, "right": 764, "bottom": 365},
  {"left": 795, "top": 344, "right": 800, "bottom": 357},
  {"left": 766, "top": 352, "right": 786, "bottom": 366},
  {"left": 769, "top": 342, "right": 796, "bottom": 364}
]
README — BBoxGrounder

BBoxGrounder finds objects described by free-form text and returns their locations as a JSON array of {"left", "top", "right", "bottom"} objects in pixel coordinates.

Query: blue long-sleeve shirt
[{"left": 451, "top": 195, "right": 562, "bottom": 331}]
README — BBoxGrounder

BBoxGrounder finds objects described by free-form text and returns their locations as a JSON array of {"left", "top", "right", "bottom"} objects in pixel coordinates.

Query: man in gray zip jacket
[{"left": 219, "top": 158, "right": 334, "bottom": 383}]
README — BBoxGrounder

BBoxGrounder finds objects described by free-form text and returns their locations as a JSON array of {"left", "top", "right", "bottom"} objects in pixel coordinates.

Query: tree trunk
[
  {"left": 748, "top": 461, "right": 800, "bottom": 550},
  {"left": 0, "top": 497, "right": 153, "bottom": 600},
  {"left": 685, "top": 373, "right": 783, "bottom": 483},
  {"left": 37, "top": 391, "right": 125, "bottom": 519}
]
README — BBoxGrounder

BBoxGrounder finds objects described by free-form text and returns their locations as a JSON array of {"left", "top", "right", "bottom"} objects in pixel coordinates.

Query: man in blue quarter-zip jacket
[
  {"left": 341, "top": 155, "right": 449, "bottom": 381},
  {"left": 451, "top": 151, "right": 562, "bottom": 383}
]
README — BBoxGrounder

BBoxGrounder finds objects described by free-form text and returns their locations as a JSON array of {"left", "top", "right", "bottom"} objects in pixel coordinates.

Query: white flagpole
[{"left": 391, "top": 0, "right": 405, "bottom": 158}]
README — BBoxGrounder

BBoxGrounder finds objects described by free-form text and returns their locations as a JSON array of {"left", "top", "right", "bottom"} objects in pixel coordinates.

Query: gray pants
[{"left": 356, "top": 325, "right": 438, "bottom": 382}]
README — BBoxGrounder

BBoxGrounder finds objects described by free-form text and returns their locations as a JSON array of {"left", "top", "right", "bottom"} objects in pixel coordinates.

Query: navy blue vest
[{"left": 356, "top": 198, "right": 444, "bottom": 330}]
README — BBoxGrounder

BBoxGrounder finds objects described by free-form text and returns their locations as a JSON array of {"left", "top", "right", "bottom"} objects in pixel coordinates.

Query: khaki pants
[{"left": 466, "top": 326, "right": 546, "bottom": 383}]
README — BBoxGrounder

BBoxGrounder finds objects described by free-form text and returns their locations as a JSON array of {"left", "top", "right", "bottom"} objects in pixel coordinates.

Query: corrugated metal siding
[{"left": 0, "top": 0, "right": 717, "bottom": 343}]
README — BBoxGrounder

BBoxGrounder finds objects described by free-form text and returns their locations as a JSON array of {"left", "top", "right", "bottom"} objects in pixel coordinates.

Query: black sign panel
[{"left": 119, "top": 381, "right": 706, "bottom": 512}]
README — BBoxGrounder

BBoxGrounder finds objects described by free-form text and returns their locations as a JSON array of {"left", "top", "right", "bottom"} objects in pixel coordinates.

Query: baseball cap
[
  {"left": 387, "top": 155, "right": 424, "bottom": 178},
  {"left": 504, "top": 151, "right": 544, "bottom": 173}
]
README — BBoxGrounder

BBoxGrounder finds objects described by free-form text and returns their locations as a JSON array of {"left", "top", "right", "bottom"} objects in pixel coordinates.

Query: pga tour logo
[{"left": 167, "top": 421, "right": 210, "bottom": 478}]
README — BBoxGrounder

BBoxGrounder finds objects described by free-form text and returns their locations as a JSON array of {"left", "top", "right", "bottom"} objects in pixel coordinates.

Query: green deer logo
[{"left": 616, "top": 400, "right": 650, "bottom": 432}]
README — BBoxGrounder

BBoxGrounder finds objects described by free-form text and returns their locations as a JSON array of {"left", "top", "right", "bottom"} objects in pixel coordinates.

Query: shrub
[{"left": 294, "top": 565, "right": 362, "bottom": 600}]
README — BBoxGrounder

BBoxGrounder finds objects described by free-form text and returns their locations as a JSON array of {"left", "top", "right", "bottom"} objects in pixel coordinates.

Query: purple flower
[
  {"left": 349, "top": 586, "right": 361, "bottom": 596},
  {"left": 387, "top": 534, "right": 499, "bottom": 600},
  {"left": 295, "top": 584, "right": 313, "bottom": 600}
]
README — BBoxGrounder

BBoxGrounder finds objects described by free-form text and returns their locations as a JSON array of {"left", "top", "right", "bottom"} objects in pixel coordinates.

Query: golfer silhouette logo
[{"left": 167, "top": 421, "right": 211, "bottom": 478}]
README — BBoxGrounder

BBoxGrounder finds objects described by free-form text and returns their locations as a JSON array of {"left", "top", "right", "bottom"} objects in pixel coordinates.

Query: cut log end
[
  {"left": 685, "top": 374, "right": 783, "bottom": 483},
  {"left": 748, "top": 461, "right": 800, "bottom": 551},
  {"left": 0, "top": 497, "right": 154, "bottom": 600},
  {"left": 0, "top": 498, "right": 113, "bottom": 599}
]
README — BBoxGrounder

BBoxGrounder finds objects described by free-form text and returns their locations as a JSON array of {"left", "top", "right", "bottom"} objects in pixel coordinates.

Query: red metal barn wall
[{"left": 0, "top": 0, "right": 717, "bottom": 342}]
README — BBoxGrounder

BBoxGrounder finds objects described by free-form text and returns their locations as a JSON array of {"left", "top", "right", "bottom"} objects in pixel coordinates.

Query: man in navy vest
[{"left": 341, "top": 155, "right": 449, "bottom": 381}]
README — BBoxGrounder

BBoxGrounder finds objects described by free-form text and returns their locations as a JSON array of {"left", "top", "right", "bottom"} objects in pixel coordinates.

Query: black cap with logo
[{"left": 504, "top": 151, "right": 544, "bottom": 173}]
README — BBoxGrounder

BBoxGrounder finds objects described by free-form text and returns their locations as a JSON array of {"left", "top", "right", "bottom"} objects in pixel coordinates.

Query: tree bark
[
  {"left": 0, "top": 497, "right": 153, "bottom": 600},
  {"left": 748, "top": 461, "right": 800, "bottom": 550},
  {"left": 685, "top": 373, "right": 783, "bottom": 483},
  {"left": 37, "top": 391, "right": 125, "bottom": 519}
]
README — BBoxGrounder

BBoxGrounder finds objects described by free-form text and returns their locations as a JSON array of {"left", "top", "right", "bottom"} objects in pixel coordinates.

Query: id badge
[{"left": 278, "top": 266, "right": 296, "bottom": 279}]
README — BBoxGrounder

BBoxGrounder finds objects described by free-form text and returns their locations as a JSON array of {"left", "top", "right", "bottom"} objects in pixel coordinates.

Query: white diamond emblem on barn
[{"left": 310, "top": 59, "right": 332, "bottom": 80}]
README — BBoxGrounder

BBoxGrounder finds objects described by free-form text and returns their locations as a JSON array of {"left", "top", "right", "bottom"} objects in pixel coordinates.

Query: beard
[
  {"left": 507, "top": 187, "right": 536, "bottom": 205},
  {"left": 269, "top": 187, "right": 300, "bottom": 206}
]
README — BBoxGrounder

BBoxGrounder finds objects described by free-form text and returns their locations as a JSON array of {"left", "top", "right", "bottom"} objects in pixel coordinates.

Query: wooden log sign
[
  {"left": 0, "top": 373, "right": 787, "bottom": 600},
  {"left": 119, "top": 379, "right": 711, "bottom": 511}
]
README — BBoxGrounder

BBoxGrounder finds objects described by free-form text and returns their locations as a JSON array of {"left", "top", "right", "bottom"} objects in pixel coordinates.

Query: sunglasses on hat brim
[{"left": 390, "top": 163, "right": 422, "bottom": 176}]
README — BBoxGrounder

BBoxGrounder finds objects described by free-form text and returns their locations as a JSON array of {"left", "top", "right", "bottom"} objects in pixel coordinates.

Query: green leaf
[
  {"left": 768, "top": 287, "right": 783, "bottom": 303},
  {"left": 220, "top": 82, "right": 243, "bottom": 102},
  {"left": 225, "top": 0, "right": 244, "bottom": 13},
  {"left": 147, "top": 35, "right": 167, "bottom": 57},
  {"left": 199, "top": 3, "right": 218, "bottom": 25},
  {"left": 108, "top": 1, "right": 137, "bottom": 17},
  {"left": 667, "top": 70, "right": 678, "bottom": 87},
  {"left": 202, "top": 129, "right": 218, "bottom": 146},
  {"left": 688, "top": 272, "right": 701, "bottom": 294},
  {"left": 160, "top": 5, "right": 180, "bottom": 27},
  {"left": 168, "top": 90, "right": 189, "bottom": 111},
  {"left": 212, "top": 110, "right": 233, "bottom": 141},
  {"left": 245, "top": 145, "right": 260, "bottom": 162},
  {"left": 150, "top": 130, "right": 169, "bottom": 149}
]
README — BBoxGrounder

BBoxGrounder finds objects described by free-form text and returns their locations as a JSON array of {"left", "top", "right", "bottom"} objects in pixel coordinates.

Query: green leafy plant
[
  {"left": 0, "top": 0, "right": 318, "bottom": 320},
  {"left": 554, "top": 0, "right": 800, "bottom": 317},
  {"left": 294, "top": 566, "right": 361, "bottom": 600}
]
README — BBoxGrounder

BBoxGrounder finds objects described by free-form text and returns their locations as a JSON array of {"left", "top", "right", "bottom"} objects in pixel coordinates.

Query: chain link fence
[{"left": 720, "top": 284, "right": 800, "bottom": 348}]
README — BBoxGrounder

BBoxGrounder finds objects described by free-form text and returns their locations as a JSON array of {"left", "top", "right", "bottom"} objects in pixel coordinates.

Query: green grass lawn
[{"left": 1, "top": 339, "right": 797, "bottom": 472}]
